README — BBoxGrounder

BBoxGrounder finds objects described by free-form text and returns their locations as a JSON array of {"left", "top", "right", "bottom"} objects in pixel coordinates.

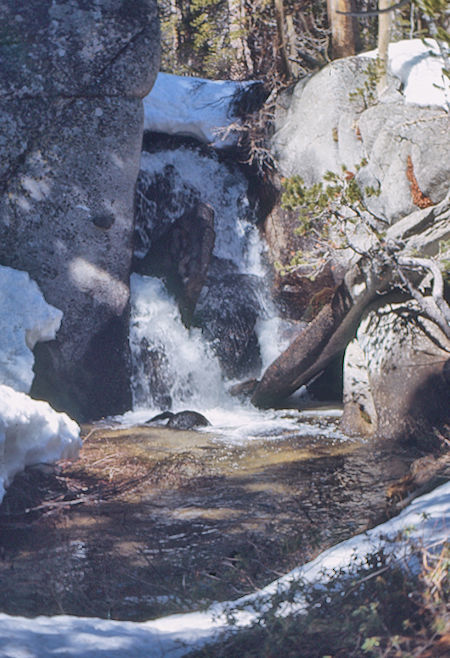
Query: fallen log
[{"left": 251, "top": 259, "right": 392, "bottom": 407}]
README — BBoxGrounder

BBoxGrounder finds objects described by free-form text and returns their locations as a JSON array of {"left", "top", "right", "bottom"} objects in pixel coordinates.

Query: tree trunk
[
  {"left": 327, "top": 0, "right": 357, "bottom": 59},
  {"left": 377, "top": 0, "right": 392, "bottom": 94},
  {"left": 286, "top": 14, "right": 301, "bottom": 78},
  {"left": 274, "top": 0, "right": 292, "bottom": 77},
  {"left": 228, "top": 0, "right": 253, "bottom": 77},
  {"left": 251, "top": 261, "right": 392, "bottom": 408}
]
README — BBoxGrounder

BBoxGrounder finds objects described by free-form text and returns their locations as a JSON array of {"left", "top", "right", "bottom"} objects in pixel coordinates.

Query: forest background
[{"left": 157, "top": 0, "right": 448, "bottom": 84}]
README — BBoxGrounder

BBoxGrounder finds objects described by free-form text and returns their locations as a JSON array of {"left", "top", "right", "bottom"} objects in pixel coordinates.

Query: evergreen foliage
[
  {"left": 157, "top": 1, "right": 448, "bottom": 83},
  {"left": 280, "top": 163, "right": 381, "bottom": 273}
]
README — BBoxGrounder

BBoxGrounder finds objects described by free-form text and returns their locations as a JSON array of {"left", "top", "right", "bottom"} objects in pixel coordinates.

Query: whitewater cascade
[{"left": 129, "top": 144, "right": 295, "bottom": 414}]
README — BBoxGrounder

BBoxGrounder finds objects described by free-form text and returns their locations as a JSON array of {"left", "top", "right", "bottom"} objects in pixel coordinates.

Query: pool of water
[{"left": 0, "top": 411, "right": 413, "bottom": 621}]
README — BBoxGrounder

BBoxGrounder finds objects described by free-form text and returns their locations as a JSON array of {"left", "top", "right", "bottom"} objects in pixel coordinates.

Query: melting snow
[
  {"left": 365, "top": 38, "right": 449, "bottom": 110},
  {"left": 143, "top": 73, "right": 254, "bottom": 147},
  {"left": 0, "top": 266, "right": 63, "bottom": 393},
  {"left": 0, "top": 385, "right": 81, "bottom": 503}
]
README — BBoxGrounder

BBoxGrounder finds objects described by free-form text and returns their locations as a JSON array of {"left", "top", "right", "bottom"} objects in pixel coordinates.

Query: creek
[{"left": 0, "top": 417, "right": 413, "bottom": 622}]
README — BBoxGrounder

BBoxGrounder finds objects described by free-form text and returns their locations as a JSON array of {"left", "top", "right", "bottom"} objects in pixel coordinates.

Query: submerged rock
[{"left": 146, "top": 410, "right": 210, "bottom": 430}]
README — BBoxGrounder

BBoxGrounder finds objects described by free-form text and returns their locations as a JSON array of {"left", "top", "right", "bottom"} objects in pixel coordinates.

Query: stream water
[{"left": 0, "top": 419, "right": 414, "bottom": 622}]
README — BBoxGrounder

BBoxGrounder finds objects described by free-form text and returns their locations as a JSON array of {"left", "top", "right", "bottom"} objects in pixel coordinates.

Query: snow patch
[
  {"left": 365, "top": 38, "right": 449, "bottom": 110},
  {"left": 0, "top": 385, "right": 81, "bottom": 503},
  {"left": 143, "top": 73, "right": 253, "bottom": 147},
  {"left": 0, "top": 266, "right": 63, "bottom": 392}
]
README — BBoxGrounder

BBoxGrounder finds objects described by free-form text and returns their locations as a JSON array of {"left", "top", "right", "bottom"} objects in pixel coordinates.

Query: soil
[{"left": 0, "top": 419, "right": 447, "bottom": 622}]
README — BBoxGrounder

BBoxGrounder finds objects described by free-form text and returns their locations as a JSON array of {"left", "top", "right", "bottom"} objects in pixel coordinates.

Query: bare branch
[{"left": 397, "top": 255, "right": 450, "bottom": 338}]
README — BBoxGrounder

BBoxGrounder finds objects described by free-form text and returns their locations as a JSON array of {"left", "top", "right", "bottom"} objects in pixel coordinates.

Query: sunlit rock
[
  {"left": 342, "top": 301, "right": 450, "bottom": 442},
  {"left": 0, "top": 0, "right": 160, "bottom": 421}
]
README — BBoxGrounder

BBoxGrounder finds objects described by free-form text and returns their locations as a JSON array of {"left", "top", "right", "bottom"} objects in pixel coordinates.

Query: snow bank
[
  {"left": 366, "top": 38, "right": 449, "bottom": 110},
  {"left": 0, "top": 385, "right": 81, "bottom": 503},
  {"left": 0, "top": 480, "right": 447, "bottom": 657},
  {"left": 143, "top": 41, "right": 449, "bottom": 154},
  {"left": 144, "top": 41, "right": 448, "bottom": 153},
  {"left": 0, "top": 265, "right": 63, "bottom": 392},
  {"left": 143, "top": 73, "right": 253, "bottom": 147}
]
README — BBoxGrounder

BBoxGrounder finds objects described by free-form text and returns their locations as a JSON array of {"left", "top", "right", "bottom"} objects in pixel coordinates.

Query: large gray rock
[
  {"left": 357, "top": 104, "right": 450, "bottom": 223},
  {"left": 0, "top": 0, "right": 158, "bottom": 98},
  {"left": 271, "top": 56, "right": 450, "bottom": 224},
  {"left": 271, "top": 57, "right": 369, "bottom": 184},
  {"left": 0, "top": 1, "right": 160, "bottom": 421},
  {"left": 386, "top": 191, "right": 450, "bottom": 256},
  {"left": 341, "top": 301, "right": 450, "bottom": 443}
]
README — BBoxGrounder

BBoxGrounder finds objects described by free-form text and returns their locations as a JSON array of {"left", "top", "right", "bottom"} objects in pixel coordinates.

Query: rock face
[
  {"left": 271, "top": 56, "right": 450, "bottom": 224},
  {"left": 357, "top": 104, "right": 450, "bottom": 223},
  {"left": 0, "top": 0, "right": 160, "bottom": 420},
  {"left": 272, "top": 58, "right": 368, "bottom": 185}
]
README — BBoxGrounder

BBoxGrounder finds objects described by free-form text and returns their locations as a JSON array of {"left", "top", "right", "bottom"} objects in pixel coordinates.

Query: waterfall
[
  {"left": 129, "top": 143, "right": 293, "bottom": 413},
  {"left": 129, "top": 274, "right": 224, "bottom": 411}
]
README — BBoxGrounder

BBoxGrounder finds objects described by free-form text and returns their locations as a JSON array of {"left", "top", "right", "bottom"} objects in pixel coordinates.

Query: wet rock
[
  {"left": 134, "top": 163, "right": 201, "bottom": 259},
  {"left": 146, "top": 410, "right": 210, "bottom": 430},
  {"left": 228, "top": 379, "right": 259, "bottom": 400},
  {"left": 0, "top": 0, "right": 161, "bottom": 421},
  {"left": 137, "top": 201, "right": 216, "bottom": 325},
  {"left": 194, "top": 258, "right": 262, "bottom": 380},
  {"left": 92, "top": 214, "right": 115, "bottom": 229},
  {"left": 133, "top": 338, "right": 173, "bottom": 411}
]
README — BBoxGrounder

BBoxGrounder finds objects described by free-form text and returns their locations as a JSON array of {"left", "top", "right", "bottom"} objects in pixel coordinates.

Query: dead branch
[{"left": 397, "top": 255, "right": 450, "bottom": 338}]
